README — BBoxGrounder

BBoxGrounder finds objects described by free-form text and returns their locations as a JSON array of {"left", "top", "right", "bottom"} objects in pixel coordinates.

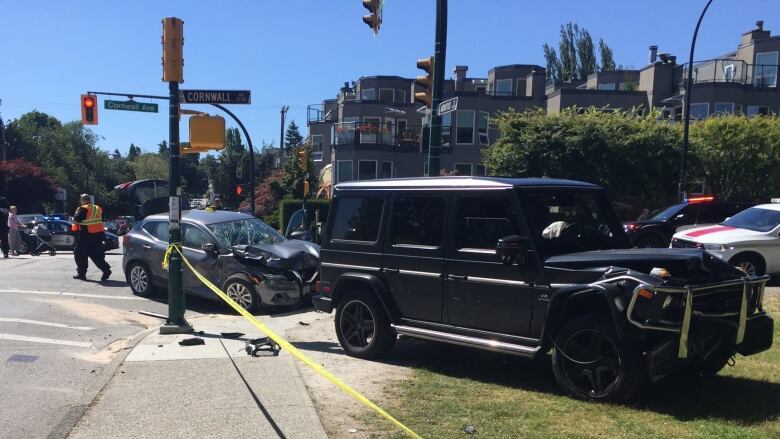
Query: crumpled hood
[
  {"left": 545, "top": 248, "right": 741, "bottom": 283},
  {"left": 231, "top": 240, "right": 320, "bottom": 271}
]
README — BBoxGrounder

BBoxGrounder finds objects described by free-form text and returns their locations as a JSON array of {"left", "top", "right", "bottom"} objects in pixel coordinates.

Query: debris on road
[
  {"left": 220, "top": 332, "right": 244, "bottom": 339},
  {"left": 178, "top": 337, "right": 205, "bottom": 346}
]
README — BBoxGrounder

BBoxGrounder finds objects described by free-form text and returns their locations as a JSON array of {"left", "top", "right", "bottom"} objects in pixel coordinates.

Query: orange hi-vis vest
[{"left": 71, "top": 204, "right": 105, "bottom": 233}]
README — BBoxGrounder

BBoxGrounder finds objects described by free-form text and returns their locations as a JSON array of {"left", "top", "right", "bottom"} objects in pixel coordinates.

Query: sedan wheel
[
  {"left": 225, "top": 278, "right": 258, "bottom": 312},
  {"left": 127, "top": 262, "right": 155, "bottom": 297}
]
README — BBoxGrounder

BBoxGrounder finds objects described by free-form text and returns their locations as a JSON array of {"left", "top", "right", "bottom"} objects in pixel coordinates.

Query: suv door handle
[
  {"left": 448, "top": 274, "right": 467, "bottom": 281},
  {"left": 382, "top": 267, "right": 399, "bottom": 273}
]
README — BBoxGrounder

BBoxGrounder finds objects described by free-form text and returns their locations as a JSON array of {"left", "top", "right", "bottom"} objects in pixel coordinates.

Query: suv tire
[
  {"left": 335, "top": 290, "right": 396, "bottom": 359},
  {"left": 551, "top": 313, "right": 641, "bottom": 402},
  {"left": 127, "top": 262, "right": 157, "bottom": 297}
]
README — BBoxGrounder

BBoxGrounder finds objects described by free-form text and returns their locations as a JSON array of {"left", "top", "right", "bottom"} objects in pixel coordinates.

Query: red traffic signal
[
  {"left": 235, "top": 184, "right": 248, "bottom": 198},
  {"left": 81, "top": 94, "right": 98, "bottom": 125}
]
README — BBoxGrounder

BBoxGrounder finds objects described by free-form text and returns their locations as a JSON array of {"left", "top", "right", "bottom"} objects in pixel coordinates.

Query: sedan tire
[
  {"left": 224, "top": 276, "right": 260, "bottom": 313},
  {"left": 126, "top": 262, "right": 157, "bottom": 297}
]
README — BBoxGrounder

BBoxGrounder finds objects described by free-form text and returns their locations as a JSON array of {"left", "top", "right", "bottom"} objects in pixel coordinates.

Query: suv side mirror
[
  {"left": 201, "top": 242, "right": 218, "bottom": 255},
  {"left": 496, "top": 235, "right": 531, "bottom": 266}
]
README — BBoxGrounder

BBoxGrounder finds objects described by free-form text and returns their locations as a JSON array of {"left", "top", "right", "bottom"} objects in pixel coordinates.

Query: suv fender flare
[
  {"left": 544, "top": 283, "right": 628, "bottom": 342},
  {"left": 331, "top": 273, "right": 398, "bottom": 322}
]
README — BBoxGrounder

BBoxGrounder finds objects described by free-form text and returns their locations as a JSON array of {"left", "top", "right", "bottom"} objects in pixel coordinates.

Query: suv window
[
  {"left": 391, "top": 196, "right": 445, "bottom": 247},
  {"left": 142, "top": 221, "right": 169, "bottom": 241},
  {"left": 331, "top": 197, "right": 384, "bottom": 242},
  {"left": 182, "top": 224, "right": 211, "bottom": 249},
  {"left": 455, "top": 195, "right": 520, "bottom": 251}
]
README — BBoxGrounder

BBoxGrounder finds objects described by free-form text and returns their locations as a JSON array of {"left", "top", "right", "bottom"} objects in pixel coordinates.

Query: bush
[{"left": 278, "top": 199, "right": 330, "bottom": 232}]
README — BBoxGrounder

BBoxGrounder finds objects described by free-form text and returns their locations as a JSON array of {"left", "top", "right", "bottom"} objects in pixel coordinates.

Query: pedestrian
[
  {"left": 71, "top": 194, "right": 111, "bottom": 281},
  {"left": 0, "top": 198, "right": 10, "bottom": 258},
  {"left": 205, "top": 195, "right": 227, "bottom": 212},
  {"left": 7, "top": 205, "right": 23, "bottom": 256}
]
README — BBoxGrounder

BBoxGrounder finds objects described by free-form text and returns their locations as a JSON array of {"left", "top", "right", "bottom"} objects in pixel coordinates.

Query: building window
[
  {"left": 441, "top": 112, "right": 451, "bottom": 146},
  {"left": 495, "top": 79, "right": 512, "bottom": 96},
  {"left": 755, "top": 52, "right": 778, "bottom": 87},
  {"left": 516, "top": 78, "right": 527, "bottom": 97},
  {"left": 358, "top": 160, "right": 377, "bottom": 180},
  {"left": 396, "top": 90, "right": 406, "bottom": 103},
  {"left": 337, "top": 160, "right": 353, "bottom": 183},
  {"left": 723, "top": 63, "right": 736, "bottom": 82},
  {"left": 456, "top": 110, "right": 475, "bottom": 144},
  {"left": 689, "top": 103, "right": 709, "bottom": 119},
  {"left": 598, "top": 83, "right": 616, "bottom": 90},
  {"left": 478, "top": 111, "right": 489, "bottom": 145},
  {"left": 379, "top": 88, "right": 394, "bottom": 103},
  {"left": 311, "top": 135, "right": 324, "bottom": 161},
  {"left": 380, "top": 161, "right": 393, "bottom": 179},
  {"left": 454, "top": 163, "right": 473, "bottom": 176},
  {"left": 713, "top": 102, "right": 735, "bottom": 115},
  {"left": 475, "top": 85, "right": 486, "bottom": 94},
  {"left": 747, "top": 106, "right": 769, "bottom": 117},
  {"left": 361, "top": 88, "right": 376, "bottom": 100}
]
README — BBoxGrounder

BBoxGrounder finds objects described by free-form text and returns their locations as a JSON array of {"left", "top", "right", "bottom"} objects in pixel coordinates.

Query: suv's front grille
[
  {"left": 693, "top": 287, "right": 743, "bottom": 314},
  {"left": 671, "top": 238, "right": 699, "bottom": 249}
]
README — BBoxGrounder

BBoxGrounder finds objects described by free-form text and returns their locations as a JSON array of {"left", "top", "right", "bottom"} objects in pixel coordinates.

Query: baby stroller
[{"left": 19, "top": 223, "right": 57, "bottom": 256}]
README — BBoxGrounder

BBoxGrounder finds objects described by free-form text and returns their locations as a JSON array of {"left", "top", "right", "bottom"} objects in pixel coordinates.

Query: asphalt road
[{"left": 0, "top": 249, "right": 203, "bottom": 439}]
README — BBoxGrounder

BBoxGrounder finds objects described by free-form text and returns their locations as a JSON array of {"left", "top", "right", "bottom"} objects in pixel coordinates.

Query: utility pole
[
  {"left": 279, "top": 105, "right": 289, "bottom": 169},
  {"left": 1, "top": 98, "right": 7, "bottom": 196},
  {"left": 160, "top": 17, "right": 191, "bottom": 335},
  {"left": 426, "top": 0, "right": 447, "bottom": 176}
]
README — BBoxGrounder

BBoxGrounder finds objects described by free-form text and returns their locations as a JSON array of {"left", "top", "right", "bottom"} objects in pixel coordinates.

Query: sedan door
[
  {"left": 382, "top": 192, "right": 448, "bottom": 323},
  {"left": 444, "top": 191, "right": 540, "bottom": 337},
  {"left": 181, "top": 223, "right": 222, "bottom": 298}
]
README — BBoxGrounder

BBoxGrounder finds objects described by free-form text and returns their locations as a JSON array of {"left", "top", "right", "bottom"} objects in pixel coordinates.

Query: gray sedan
[{"left": 122, "top": 210, "right": 320, "bottom": 312}]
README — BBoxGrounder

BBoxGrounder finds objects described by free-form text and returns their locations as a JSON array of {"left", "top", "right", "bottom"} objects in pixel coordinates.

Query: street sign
[
  {"left": 180, "top": 89, "right": 251, "bottom": 104},
  {"left": 437, "top": 97, "right": 458, "bottom": 116},
  {"left": 104, "top": 100, "right": 159, "bottom": 113}
]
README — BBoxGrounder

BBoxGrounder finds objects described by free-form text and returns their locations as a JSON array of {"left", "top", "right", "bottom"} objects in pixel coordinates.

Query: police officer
[
  {"left": 205, "top": 195, "right": 227, "bottom": 212},
  {"left": 72, "top": 194, "right": 111, "bottom": 281}
]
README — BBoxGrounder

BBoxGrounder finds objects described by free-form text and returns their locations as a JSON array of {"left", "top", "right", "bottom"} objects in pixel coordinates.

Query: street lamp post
[
  {"left": 426, "top": 0, "right": 447, "bottom": 176},
  {"left": 679, "top": 0, "right": 715, "bottom": 201}
]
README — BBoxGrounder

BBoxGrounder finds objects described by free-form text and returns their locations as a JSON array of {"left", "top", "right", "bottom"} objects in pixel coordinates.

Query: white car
[{"left": 670, "top": 201, "right": 780, "bottom": 277}]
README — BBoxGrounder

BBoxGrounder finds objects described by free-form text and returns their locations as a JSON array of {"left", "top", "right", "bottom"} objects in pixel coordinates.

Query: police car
[{"left": 671, "top": 199, "right": 780, "bottom": 277}]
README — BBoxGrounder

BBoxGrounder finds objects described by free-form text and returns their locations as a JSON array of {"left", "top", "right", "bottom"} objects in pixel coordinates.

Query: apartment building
[{"left": 307, "top": 21, "right": 779, "bottom": 184}]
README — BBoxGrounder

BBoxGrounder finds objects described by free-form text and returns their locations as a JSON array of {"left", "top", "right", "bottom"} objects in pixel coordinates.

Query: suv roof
[{"left": 334, "top": 176, "right": 600, "bottom": 190}]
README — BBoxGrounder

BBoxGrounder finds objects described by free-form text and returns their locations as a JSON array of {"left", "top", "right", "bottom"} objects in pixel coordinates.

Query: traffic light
[
  {"left": 189, "top": 115, "right": 226, "bottom": 151},
  {"left": 162, "top": 17, "right": 184, "bottom": 83},
  {"left": 297, "top": 149, "right": 308, "bottom": 173},
  {"left": 362, "top": 0, "right": 381, "bottom": 34},
  {"left": 414, "top": 56, "right": 434, "bottom": 108},
  {"left": 81, "top": 94, "right": 98, "bottom": 125},
  {"left": 235, "top": 184, "right": 249, "bottom": 199}
]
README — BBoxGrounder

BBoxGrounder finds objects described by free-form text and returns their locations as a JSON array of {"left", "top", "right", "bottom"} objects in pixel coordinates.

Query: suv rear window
[
  {"left": 391, "top": 196, "right": 445, "bottom": 247},
  {"left": 331, "top": 197, "right": 384, "bottom": 242}
]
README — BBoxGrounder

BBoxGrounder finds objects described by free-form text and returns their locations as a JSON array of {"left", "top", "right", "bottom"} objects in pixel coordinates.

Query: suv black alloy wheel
[{"left": 335, "top": 291, "right": 395, "bottom": 359}]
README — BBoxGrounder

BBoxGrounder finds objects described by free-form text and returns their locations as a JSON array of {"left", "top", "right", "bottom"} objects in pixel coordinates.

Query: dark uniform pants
[{"left": 74, "top": 233, "right": 110, "bottom": 275}]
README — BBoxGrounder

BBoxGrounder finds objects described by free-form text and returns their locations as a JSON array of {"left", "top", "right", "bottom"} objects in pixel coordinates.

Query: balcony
[
  {"left": 307, "top": 104, "right": 338, "bottom": 124},
  {"left": 681, "top": 59, "right": 778, "bottom": 87},
  {"left": 332, "top": 121, "right": 423, "bottom": 149}
]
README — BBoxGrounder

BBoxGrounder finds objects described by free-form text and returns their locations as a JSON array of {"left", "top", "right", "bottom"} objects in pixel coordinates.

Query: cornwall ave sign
[
  {"left": 180, "top": 89, "right": 251, "bottom": 104},
  {"left": 437, "top": 97, "right": 458, "bottom": 115},
  {"left": 104, "top": 100, "right": 159, "bottom": 113}
]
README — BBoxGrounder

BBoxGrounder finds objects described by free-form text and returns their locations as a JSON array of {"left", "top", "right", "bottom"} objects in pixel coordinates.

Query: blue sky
[{"left": 1, "top": 1, "right": 778, "bottom": 155}]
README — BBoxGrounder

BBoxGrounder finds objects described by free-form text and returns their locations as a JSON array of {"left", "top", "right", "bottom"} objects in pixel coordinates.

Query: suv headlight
[{"left": 702, "top": 243, "right": 727, "bottom": 251}]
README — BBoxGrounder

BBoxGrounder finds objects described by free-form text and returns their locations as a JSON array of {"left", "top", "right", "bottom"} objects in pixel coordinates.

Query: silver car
[{"left": 122, "top": 210, "right": 320, "bottom": 312}]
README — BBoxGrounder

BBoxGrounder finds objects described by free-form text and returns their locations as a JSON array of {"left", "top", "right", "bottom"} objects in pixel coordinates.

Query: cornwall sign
[
  {"left": 104, "top": 100, "right": 159, "bottom": 113},
  {"left": 180, "top": 89, "right": 251, "bottom": 104}
]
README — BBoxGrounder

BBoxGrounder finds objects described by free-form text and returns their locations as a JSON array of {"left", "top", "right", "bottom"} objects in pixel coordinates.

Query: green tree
[
  {"left": 127, "top": 143, "right": 141, "bottom": 160},
  {"left": 285, "top": 121, "right": 304, "bottom": 149},
  {"left": 689, "top": 115, "right": 780, "bottom": 200},
  {"left": 281, "top": 144, "right": 317, "bottom": 199},
  {"left": 158, "top": 140, "right": 169, "bottom": 158},
  {"left": 599, "top": 38, "right": 616, "bottom": 71},
  {"left": 130, "top": 153, "right": 168, "bottom": 180},
  {"left": 575, "top": 29, "right": 596, "bottom": 80}
]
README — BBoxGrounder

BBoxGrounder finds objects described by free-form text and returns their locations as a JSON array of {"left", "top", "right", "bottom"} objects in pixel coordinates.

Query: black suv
[
  {"left": 624, "top": 198, "right": 752, "bottom": 248},
  {"left": 312, "top": 177, "right": 773, "bottom": 401}
]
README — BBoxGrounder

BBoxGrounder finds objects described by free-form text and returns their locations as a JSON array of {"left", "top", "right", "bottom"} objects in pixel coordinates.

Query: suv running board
[{"left": 392, "top": 324, "right": 541, "bottom": 358}]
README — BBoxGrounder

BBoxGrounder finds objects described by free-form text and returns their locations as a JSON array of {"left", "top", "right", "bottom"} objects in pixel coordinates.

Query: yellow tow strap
[{"left": 167, "top": 245, "right": 422, "bottom": 439}]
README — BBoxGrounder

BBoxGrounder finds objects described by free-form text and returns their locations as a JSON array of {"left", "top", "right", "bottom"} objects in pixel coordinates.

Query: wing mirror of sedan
[
  {"left": 201, "top": 242, "right": 219, "bottom": 255},
  {"left": 496, "top": 235, "right": 532, "bottom": 267}
]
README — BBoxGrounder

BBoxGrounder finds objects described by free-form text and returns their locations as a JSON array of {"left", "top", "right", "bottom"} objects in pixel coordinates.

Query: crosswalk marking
[
  {"left": 0, "top": 289, "right": 145, "bottom": 301},
  {"left": 0, "top": 333, "right": 92, "bottom": 348},
  {"left": 0, "top": 318, "right": 95, "bottom": 331}
]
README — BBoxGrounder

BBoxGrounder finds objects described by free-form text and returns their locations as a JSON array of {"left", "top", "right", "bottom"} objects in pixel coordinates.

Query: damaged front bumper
[{"left": 627, "top": 275, "right": 773, "bottom": 359}]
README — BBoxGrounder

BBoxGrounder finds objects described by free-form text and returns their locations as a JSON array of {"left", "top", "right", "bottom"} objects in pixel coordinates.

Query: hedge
[{"left": 278, "top": 198, "right": 330, "bottom": 232}]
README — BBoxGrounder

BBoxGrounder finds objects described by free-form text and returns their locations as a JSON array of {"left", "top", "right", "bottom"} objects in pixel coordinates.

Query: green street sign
[{"left": 104, "top": 100, "right": 158, "bottom": 113}]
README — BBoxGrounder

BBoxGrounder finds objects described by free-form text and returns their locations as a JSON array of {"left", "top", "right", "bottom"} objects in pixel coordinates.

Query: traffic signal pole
[
  {"left": 211, "top": 103, "right": 255, "bottom": 213},
  {"left": 426, "top": 0, "right": 447, "bottom": 176}
]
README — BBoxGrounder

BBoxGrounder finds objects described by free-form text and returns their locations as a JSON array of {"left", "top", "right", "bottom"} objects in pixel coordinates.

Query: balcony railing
[
  {"left": 680, "top": 59, "right": 778, "bottom": 87},
  {"left": 307, "top": 104, "right": 338, "bottom": 124},
  {"left": 332, "top": 121, "right": 423, "bottom": 148}
]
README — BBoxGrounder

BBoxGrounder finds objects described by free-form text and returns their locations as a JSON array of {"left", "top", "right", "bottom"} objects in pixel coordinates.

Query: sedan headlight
[{"left": 702, "top": 243, "right": 728, "bottom": 251}]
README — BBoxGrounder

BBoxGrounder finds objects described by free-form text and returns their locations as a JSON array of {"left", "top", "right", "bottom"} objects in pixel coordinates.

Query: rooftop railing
[
  {"left": 332, "top": 121, "right": 423, "bottom": 149},
  {"left": 681, "top": 59, "right": 778, "bottom": 87}
]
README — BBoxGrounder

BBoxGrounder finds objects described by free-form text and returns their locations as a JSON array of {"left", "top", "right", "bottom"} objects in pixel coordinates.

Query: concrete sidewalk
[{"left": 69, "top": 312, "right": 328, "bottom": 439}]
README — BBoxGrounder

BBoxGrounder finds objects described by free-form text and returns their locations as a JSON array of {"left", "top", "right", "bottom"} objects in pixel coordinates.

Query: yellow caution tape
[
  {"left": 169, "top": 245, "right": 422, "bottom": 439},
  {"left": 161, "top": 243, "right": 181, "bottom": 270}
]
